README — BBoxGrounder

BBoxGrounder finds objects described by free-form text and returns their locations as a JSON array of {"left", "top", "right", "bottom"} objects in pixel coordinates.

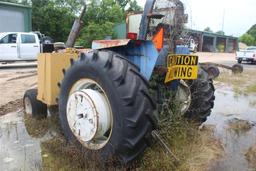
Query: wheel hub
[
  {"left": 67, "top": 89, "right": 111, "bottom": 143},
  {"left": 24, "top": 97, "right": 32, "bottom": 115},
  {"left": 176, "top": 80, "right": 191, "bottom": 115}
]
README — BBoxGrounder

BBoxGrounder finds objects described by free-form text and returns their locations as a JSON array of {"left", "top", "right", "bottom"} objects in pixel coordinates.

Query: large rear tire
[
  {"left": 58, "top": 50, "right": 156, "bottom": 164},
  {"left": 184, "top": 67, "right": 215, "bottom": 123}
]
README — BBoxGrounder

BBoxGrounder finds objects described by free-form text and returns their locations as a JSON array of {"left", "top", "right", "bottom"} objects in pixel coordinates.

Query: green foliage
[
  {"left": 204, "top": 27, "right": 213, "bottom": 33},
  {"left": 115, "top": 0, "right": 130, "bottom": 10},
  {"left": 239, "top": 33, "right": 255, "bottom": 46},
  {"left": 77, "top": 0, "right": 125, "bottom": 47},
  {"left": 31, "top": 0, "right": 75, "bottom": 42},
  {"left": 127, "top": 0, "right": 142, "bottom": 12},
  {"left": 216, "top": 30, "right": 225, "bottom": 35},
  {"left": 54, "top": 0, "right": 84, "bottom": 13},
  {"left": 77, "top": 22, "right": 115, "bottom": 47},
  {"left": 84, "top": 0, "right": 124, "bottom": 25},
  {"left": 239, "top": 24, "right": 256, "bottom": 46},
  {"left": 247, "top": 24, "right": 256, "bottom": 38}
]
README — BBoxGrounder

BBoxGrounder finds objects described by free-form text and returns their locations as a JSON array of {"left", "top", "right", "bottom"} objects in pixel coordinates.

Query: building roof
[
  {"left": 0, "top": 1, "right": 31, "bottom": 9},
  {"left": 187, "top": 29, "right": 238, "bottom": 39}
]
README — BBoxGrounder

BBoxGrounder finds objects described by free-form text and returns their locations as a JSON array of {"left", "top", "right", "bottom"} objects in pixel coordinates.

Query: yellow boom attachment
[{"left": 37, "top": 52, "right": 78, "bottom": 106}]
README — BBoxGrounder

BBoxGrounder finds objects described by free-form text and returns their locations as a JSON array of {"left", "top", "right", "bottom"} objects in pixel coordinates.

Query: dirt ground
[
  {"left": 0, "top": 68, "right": 37, "bottom": 114},
  {"left": 198, "top": 52, "right": 236, "bottom": 63}
]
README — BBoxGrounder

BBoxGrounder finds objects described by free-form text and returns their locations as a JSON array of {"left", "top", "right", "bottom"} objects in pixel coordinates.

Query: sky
[{"left": 138, "top": 0, "right": 256, "bottom": 37}]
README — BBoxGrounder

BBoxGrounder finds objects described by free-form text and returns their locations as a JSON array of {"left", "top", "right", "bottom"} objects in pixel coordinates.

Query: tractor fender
[
  {"left": 92, "top": 39, "right": 131, "bottom": 50},
  {"left": 92, "top": 39, "right": 159, "bottom": 81}
]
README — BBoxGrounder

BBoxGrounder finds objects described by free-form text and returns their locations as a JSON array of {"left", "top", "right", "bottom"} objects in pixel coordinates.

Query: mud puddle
[
  {"left": 0, "top": 111, "right": 55, "bottom": 171},
  {"left": 204, "top": 87, "right": 256, "bottom": 171}
]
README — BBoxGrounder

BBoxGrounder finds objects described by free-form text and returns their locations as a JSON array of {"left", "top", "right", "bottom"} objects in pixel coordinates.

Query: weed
[
  {"left": 139, "top": 116, "right": 223, "bottom": 171},
  {"left": 215, "top": 70, "right": 256, "bottom": 96},
  {"left": 245, "top": 144, "right": 256, "bottom": 168},
  {"left": 24, "top": 115, "right": 50, "bottom": 138},
  {"left": 228, "top": 118, "right": 253, "bottom": 135},
  {"left": 29, "top": 115, "right": 125, "bottom": 171},
  {"left": 138, "top": 89, "right": 223, "bottom": 171},
  {"left": 249, "top": 100, "right": 256, "bottom": 107},
  {"left": 246, "top": 84, "right": 256, "bottom": 94}
]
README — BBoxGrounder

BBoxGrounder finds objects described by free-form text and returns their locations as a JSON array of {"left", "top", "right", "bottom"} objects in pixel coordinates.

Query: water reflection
[{"left": 205, "top": 88, "right": 256, "bottom": 171}]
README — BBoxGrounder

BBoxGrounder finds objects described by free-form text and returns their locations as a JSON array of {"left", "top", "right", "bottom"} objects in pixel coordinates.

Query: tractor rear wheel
[
  {"left": 58, "top": 51, "right": 156, "bottom": 165},
  {"left": 183, "top": 67, "right": 215, "bottom": 123}
]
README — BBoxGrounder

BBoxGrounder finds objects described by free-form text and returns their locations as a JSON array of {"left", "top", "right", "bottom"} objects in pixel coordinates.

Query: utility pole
[{"left": 222, "top": 9, "right": 225, "bottom": 32}]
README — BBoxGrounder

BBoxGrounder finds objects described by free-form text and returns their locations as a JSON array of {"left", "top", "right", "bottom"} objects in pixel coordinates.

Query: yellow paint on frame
[{"left": 37, "top": 52, "right": 78, "bottom": 106}]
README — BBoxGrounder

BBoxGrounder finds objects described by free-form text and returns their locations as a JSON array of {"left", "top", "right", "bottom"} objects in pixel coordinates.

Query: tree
[
  {"left": 31, "top": 0, "right": 76, "bottom": 42},
  {"left": 216, "top": 30, "right": 225, "bottom": 35},
  {"left": 204, "top": 27, "right": 213, "bottom": 33},
  {"left": 239, "top": 24, "right": 256, "bottom": 46},
  {"left": 127, "top": 0, "right": 142, "bottom": 13},
  {"left": 54, "top": 0, "right": 84, "bottom": 14},
  {"left": 77, "top": 0, "right": 125, "bottom": 47},
  {"left": 115, "top": 0, "right": 130, "bottom": 10},
  {"left": 247, "top": 24, "right": 256, "bottom": 36},
  {"left": 239, "top": 33, "right": 255, "bottom": 46},
  {"left": 83, "top": 0, "right": 124, "bottom": 25},
  {"left": 77, "top": 22, "right": 115, "bottom": 47}
]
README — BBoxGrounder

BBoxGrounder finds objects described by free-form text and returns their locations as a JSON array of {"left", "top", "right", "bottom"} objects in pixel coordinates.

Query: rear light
[
  {"left": 127, "top": 33, "right": 137, "bottom": 40},
  {"left": 134, "top": 40, "right": 142, "bottom": 46}
]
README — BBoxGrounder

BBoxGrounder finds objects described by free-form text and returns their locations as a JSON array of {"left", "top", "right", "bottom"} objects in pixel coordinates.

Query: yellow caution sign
[{"left": 165, "top": 54, "right": 199, "bottom": 83}]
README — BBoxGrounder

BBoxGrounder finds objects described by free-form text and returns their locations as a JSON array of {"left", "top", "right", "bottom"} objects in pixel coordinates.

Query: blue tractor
[{"left": 23, "top": 0, "right": 216, "bottom": 165}]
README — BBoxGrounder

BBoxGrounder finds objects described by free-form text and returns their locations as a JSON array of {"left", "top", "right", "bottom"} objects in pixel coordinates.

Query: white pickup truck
[
  {"left": 236, "top": 46, "right": 256, "bottom": 64},
  {"left": 0, "top": 32, "right": 43, "bottom": 61}
]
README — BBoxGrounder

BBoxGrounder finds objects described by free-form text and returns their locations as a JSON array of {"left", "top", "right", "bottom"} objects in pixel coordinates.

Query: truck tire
[
  {"left": 42, "top": 36, "right": 54, "bottom": 44},
  {"left": 203, "top": 64, "right": 220, "bottom": 79},
  {"left": 23, "top": 89, "right": 47, "bottom": 119},
  {"left": 58, "top": 50, "right": 156, "bottom": 165},
  {"left": 232, "top": 64, "right": 243, "bottom": 74},
  {"left": 184, "top": 67, "right": 215, "bottom": 123}
]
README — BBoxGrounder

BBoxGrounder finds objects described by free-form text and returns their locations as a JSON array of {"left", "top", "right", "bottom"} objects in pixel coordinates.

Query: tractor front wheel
[
  {"left": 58, "top": 51, "right": 156, "bottom": 164},
  {"left": 23, "top": 89, "right": 47, "bottom": 119},
  {"left": 184, "top": 67, "right": 215, "bottom": 123}
]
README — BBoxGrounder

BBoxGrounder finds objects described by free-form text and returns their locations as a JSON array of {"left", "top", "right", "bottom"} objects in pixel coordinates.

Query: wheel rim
[
  {"left": 67, "top": 79, "right": 113, "bottom": 150},
  {"left": 24, "top": 97, "right": 32, "bottom": 115},
  {"left": 175, "top": 80, "right": 191, "bottom": 115},
  {"left": 44, "top": 40, "right": 51, "bottom": 44}
]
